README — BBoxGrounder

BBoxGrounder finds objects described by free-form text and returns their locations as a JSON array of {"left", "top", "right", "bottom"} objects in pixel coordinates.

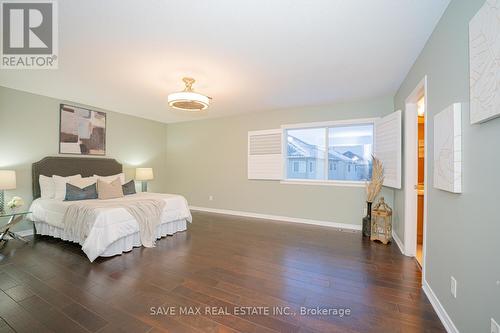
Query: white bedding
[{"left": 29, "top": 193, "right": 192, "bottom": 261}]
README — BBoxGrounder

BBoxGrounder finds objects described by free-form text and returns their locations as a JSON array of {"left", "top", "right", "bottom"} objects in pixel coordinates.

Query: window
[
  {"left": 286, "top": 127, "right": 325, "bottom": 179},
  {"left": 285, "top": 121, "right": 374, "bottom": 183},
  {"left": 328, "top": 124, "right": 373, "bottom": 181}
]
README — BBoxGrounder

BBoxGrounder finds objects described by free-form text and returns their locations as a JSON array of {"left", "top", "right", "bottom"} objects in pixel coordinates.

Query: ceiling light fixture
[{"left": 168, "top": 77, "right": 211, "bottom": 111}]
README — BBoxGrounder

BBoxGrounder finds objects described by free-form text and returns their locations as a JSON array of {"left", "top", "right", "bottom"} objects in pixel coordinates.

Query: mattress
[{"left": 29, "top": 192, "right": 192, "bottom": 261}]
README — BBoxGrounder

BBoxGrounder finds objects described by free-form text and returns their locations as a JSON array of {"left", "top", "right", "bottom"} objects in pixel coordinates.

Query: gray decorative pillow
[
  {"left": 65, "top": 183, "right": 98, "bottom": 201},
  {"left": 122, "top": 180, "right": 136, "bottom": 195}
]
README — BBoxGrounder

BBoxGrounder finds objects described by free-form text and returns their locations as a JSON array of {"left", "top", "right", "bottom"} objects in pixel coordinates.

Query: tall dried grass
[{"left": 366, "top": 156, "right": 384, "bottom": 203}]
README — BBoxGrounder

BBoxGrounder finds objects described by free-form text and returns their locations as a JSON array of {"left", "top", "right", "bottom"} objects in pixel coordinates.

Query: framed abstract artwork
[
  {"left": 469, "top": 0, "right": 500, "bottom": 124},
  {"left": 433, "top": 103, "right": 462, "bottom": 193},
  {"left": 59, "top": 104, "right": 106, "bottom": 155}
]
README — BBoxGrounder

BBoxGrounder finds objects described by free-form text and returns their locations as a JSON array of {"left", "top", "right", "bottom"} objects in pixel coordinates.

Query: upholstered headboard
[{"left": 32, "top": 156, "right": 122, "bottom": 199}]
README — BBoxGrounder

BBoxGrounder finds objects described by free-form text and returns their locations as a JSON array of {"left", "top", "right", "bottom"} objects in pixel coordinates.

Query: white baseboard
[
  {"left": 422, "top": 279, "right": 459, "bottom": 333},
  {"left": 392, "top": 229, "right": 407, "bottom": 256},
  {"left": 190, "top": 206, "right": 361, "bottom": 232}
]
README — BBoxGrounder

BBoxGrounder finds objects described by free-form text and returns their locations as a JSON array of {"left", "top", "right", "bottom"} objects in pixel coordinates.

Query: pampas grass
[{"left": 366, "top": 156, "right": 384, "bottom": 203}]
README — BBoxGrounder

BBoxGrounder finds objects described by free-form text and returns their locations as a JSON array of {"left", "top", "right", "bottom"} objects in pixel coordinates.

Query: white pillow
[
  {"left": 39, "top": 175, "right": 56, "bottom": 199},
  {"left": 53, "top": 174, "right": 82, "bottom": 200},
  {"left": 94, "top": 173, "right": 125, "bottom": 185},
  {"left": 69, "top": 176, "right": 97, "bottom": 189}
]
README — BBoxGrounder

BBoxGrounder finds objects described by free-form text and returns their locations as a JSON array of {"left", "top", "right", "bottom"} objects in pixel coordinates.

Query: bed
[{"left": 28, "top": 157, "right": 192, "bottom": 262}]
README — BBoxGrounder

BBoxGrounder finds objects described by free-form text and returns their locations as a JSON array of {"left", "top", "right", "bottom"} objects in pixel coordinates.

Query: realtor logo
[{"left": 1, "top": 0, "right": 58, "bottom": 69}]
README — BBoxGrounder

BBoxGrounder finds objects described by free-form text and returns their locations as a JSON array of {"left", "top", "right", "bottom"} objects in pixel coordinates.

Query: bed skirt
[{"left": 34, "top": 219, "right": 188, "bottom": 259}]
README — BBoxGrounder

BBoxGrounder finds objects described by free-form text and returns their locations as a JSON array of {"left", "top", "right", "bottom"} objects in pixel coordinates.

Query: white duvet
[{"left": 29, "top": 193, "right": 192, "bottom": 261}]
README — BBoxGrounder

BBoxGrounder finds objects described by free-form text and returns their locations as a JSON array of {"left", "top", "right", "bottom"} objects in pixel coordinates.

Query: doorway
[
  {"left": 416, "top": 96, "right": 425, "bottom": 266},
  {"left": 403, "top": 76, "right": 428, "bottom": 275}
]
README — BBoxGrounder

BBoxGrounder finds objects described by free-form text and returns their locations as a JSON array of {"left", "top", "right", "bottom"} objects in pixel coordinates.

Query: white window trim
[
  {"left": 280, "top": 179, "right": 366, "bottom": 187},
  {"left": 281, "top": 117, "right": 378, "bottom": 186},
  {"left": 281, "top": 117, "right": 379, "bottom": 130}
]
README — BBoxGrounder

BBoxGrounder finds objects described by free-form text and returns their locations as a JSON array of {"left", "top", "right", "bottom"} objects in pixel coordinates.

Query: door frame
[{"left": 403, "top": 76, "right": 429, "bottom": 277}]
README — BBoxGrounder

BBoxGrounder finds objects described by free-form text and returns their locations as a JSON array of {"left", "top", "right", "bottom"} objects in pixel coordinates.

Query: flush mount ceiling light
[{"left": 168, "top": 77, "right": 211, "bottom": 111}]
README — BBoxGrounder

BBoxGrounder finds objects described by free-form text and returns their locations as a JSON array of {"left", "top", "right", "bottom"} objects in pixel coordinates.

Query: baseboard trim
[
  {"left": 422, "top": 279, "right": 459, "bottom": 333},
  {"left": 190, "top": 206, "right": 361, "bottom": 232},
  {"left": 392, "top": 229, "right": 407, "bottom": 256}
]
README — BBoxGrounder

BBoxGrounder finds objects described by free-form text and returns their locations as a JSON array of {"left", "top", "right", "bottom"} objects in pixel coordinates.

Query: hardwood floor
[{"left": 0, "top": 211, "right": 444, "bottom": 333}]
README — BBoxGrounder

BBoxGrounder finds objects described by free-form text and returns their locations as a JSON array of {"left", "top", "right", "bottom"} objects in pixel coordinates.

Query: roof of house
[{"left": 287, "top": 135, "right": 366, "bottom": 163}]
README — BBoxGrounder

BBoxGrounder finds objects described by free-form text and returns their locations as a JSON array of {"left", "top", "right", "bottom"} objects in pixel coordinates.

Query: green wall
[
  {"left": 1, "top": 86, "right": 395, "bottom": 231},
  {"left": 394, "top": 0, "right": 500, "bottom": 331},
  {"left": 0, "top": 86, "right": 168, "bottom": 230},
  {"left": 165, "top": 96, "right": 395, "bottom": 226}
]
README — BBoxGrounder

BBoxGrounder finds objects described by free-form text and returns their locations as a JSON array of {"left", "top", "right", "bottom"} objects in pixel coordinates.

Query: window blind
[{"left": 248, "top": 129, "right": 283, "bottom": 180}]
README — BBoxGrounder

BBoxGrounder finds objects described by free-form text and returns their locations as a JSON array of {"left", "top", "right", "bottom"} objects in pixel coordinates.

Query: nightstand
[{"left": 0, "top": 211, "right": 32, "bottom": 243}]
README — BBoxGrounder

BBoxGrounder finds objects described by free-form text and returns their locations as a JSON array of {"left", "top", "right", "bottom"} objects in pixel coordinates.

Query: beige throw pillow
[{"left": 97, "top": 178, "right": 124, "bottom": 200}]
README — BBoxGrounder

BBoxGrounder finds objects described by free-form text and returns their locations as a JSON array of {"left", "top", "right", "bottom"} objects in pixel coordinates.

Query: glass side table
[{"left": 0, "top": 211, "right": 32, "bottom": 243}]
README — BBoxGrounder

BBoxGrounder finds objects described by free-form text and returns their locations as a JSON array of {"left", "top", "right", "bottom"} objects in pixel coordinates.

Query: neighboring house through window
[{"left": 285, "top": 120, "right": 374, "bottom": 183}]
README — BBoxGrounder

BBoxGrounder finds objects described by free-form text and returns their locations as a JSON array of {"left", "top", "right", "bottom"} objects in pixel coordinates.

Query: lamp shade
[
  {"left": 0, "top": 170, "right": 16, "bottom": 190},
  {"left": 135, "top": 168, "right": 154, "bottom": 181}
]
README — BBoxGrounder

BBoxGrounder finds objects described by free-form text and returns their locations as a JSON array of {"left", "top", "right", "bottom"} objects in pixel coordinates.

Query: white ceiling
[{"left": 0, "top": 0, "right": 450, "bottom": 123}]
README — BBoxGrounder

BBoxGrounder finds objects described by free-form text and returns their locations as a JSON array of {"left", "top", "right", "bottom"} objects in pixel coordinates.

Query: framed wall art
[
  {"left": 433, "top": 103, "right": 462, "bottom": 193},
  {"left": 59, "top": 104, "right": 106, "bottom": 155}
]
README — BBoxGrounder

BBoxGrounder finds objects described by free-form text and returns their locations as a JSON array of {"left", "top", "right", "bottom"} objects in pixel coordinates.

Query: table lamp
[
  {"left": 135, "top": 168, "right": 153, "bottom": 192},
  {"left": 0, "top": 170, "right": 16, "bottom": 214}
]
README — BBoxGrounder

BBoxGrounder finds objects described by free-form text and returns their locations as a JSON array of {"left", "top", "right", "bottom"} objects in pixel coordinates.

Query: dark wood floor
[{"left": 0, "top": 211, "right": 444, "bottom": 333}]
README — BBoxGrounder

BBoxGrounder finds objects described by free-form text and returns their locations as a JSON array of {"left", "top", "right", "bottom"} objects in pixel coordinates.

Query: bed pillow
[
  {"left": 69, "top": 176, "right": 97, "bottom": 189},
  {"left": 122, "top": 180, "right": 136, "bottom": 195},
  {"left": 53, "top": 174, "right": 82, "bottom": 200},
  {"left": 97, "top": 178, "right": 124, "bottom": 200},
  {"left": 94, "top": 173, "right": 126, "bottom": 185},
  {"left": 65, "top": 183, "right": 98, "bottom": 201},
  {"left": 39, "top": 175, "right": 56, "bottom": 199}
]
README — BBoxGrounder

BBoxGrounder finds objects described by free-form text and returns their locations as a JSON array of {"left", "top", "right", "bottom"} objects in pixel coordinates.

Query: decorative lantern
[{"left": 370, "top": 197, "right": 392, "bottom": 244}]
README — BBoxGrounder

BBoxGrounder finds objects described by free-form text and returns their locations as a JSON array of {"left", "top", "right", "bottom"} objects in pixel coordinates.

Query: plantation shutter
[
  {"left": 248, "top": 129, "right": 283, "bottom": 180},
  {"left": 374, "top": 110, "right": 402, "bottom": 189}
]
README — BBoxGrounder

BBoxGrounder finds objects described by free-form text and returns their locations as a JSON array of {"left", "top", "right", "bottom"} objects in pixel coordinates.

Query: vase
[{"left": 362, "top": 201, "right": 372, "bottom": 238}]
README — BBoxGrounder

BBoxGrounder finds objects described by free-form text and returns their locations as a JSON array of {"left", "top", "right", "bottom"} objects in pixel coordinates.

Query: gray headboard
[{"left": 32, "top": 156, "right": 122, "bottom": 199}]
